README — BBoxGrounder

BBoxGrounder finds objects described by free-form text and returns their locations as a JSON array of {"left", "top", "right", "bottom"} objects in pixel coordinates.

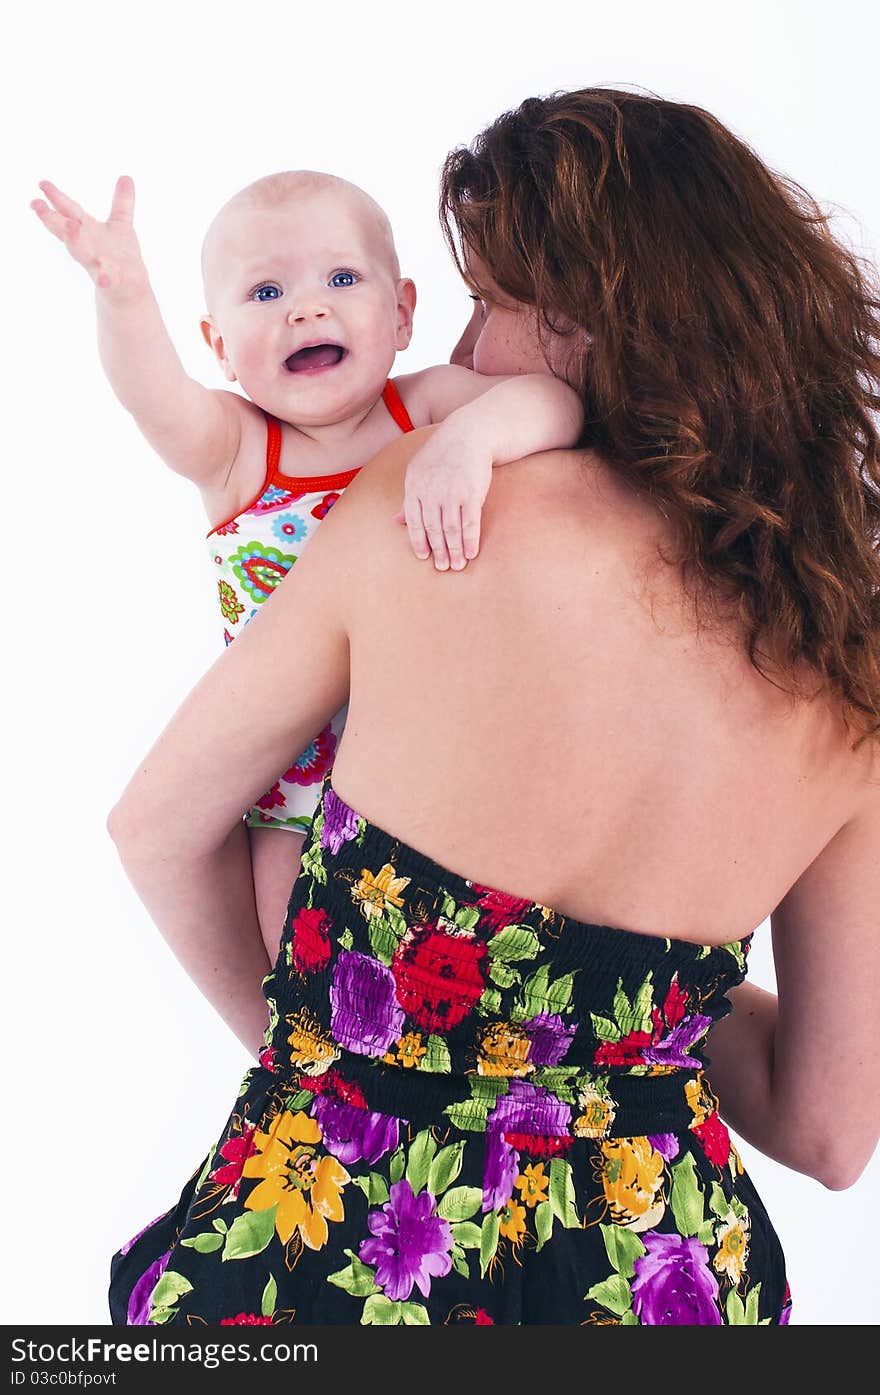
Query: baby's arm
[
  {"left": 31, "top": 177, "right": 240, "bottom": 488},
  {"left": 396, "top": 366, "right": 583, "bottom": 569}
]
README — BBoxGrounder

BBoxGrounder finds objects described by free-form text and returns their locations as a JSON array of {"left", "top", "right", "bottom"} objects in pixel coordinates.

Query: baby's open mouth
[{"left": 284, "top": 344, "right": 347, "bottom": 372}]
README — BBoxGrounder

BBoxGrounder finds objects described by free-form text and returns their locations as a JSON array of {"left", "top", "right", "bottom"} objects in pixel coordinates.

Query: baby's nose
[{"left": 287, "top": 302, "right": 329, "bottom": 325}]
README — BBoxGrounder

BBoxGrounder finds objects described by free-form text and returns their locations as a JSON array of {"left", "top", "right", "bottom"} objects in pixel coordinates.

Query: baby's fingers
[
  {"left": 36, "top": 180, "right": 87, "bottom": 223},
  {"left": 461, "top": 501, "right": 482, "bottom": 561},
  {"left": 421, "top": 500, "right": 451, "bottom": 571},
  {"left": 109, "top": 175, "right": 135, "bottom": 224},
  {"left": 441, "top": 506, "right": 467, "bottom": 571},
  {"left": 30, "top": 197, "right": 81, "bottom": 245},
  {"left": 402, "top": 494, "right": 431, "bottom": 561}
]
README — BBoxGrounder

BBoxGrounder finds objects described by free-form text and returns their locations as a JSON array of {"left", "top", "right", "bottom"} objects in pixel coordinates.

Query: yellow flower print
[
  {"left": 242, "top": 1109, "right": 350, "bottom": 1250},
  {"left": 498, "top": 1198, "right": 528, "bottom": 1244},
  {"left": 599, "top": 1136, "right": 666, "bottom": 1231},
  {"left": 286, "top": 1007, "right": 341, "bottom": 1077},
  {"left": 476, "top": 1021, "right": 533, "bottom": 1077},
  {"left": 350, "top": 863, "right": 410, "bottom": 922},
  {"left": 685, "top": 1074, "right": 720, "bottom": 1129},
  {"left": 516, "top": 1162, "right": 549, "bottom": 1209},
  {"left": 572, "top": 1085, "right": 616, "bottom": 1140},
  {"left": 713, "top": 1210, "right": 751, "bottom": 1285},
  {"left": 382, "top": 1032, "right": 427, "bottom": 1068}
]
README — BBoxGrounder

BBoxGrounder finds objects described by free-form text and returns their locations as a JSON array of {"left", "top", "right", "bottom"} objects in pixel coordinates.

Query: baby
[{"left": 32, "top": 169, "right": 583, "bottom": 967}]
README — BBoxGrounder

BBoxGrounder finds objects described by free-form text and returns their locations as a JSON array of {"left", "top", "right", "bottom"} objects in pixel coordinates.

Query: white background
[{"left": 4, "top": 0, "right": 878, "bottom": 1326}]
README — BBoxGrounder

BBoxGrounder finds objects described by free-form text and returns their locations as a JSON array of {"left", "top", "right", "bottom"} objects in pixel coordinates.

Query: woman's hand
[
  {"left": 31, "top": 175, "right": 150, "bottom": 306},
  {"left": 395, "top": 423, "right": 493, "bottom": 571}
]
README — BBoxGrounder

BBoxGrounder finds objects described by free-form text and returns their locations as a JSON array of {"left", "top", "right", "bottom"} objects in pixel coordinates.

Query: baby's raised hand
[
  {"left": 398, "top": 427, "right": 493, "bottom": 571},
  {"left": 31, "top": 176, "right": 148, "bottom": 305}
]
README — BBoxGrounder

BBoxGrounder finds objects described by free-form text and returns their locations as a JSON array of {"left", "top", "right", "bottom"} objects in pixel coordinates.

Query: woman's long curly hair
[{"left": 440, "top": 89, "right": 880, "bottom": 747}]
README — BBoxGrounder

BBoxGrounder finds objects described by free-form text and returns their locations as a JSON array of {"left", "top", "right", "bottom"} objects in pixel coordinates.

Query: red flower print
[
  {"left": 471, "top": 884, "right": 533, "bottom": 933},
  {"left": 220, "top": 1314, "right": 273, "bottom": 1325},
  {"left": 392, "top": 924, "right": 487, "bottom": 1034},
  {"left": 474, "top": 1309, "right": 494, "bottom": 1325},
  {"left": 503, "top": 1132, "right": 573, "bottom": 1157},
  {"left": 209, "top": 1123, "right": 259, "bottom": 1200},
  {"left": 662, "top": 975, "right": 689, "bottom": 1030},
  {"left": 594, "top": 1030, "right": 654, "bottom": 1067},
  {"left": 256, "top": 782, "right": 286, "bottom": 811},
  {"left": 311, "top": 491, "right": 341, "bottom": 520},
  {"left": 290, "top": 907, "right": 332, "bottom": 974},
  {"left": 259, "top": 1046, "right": 278, "bottom": 1073},
  {"left": 304, "top": 1069, "right": 368, "bottom": 1109},
  {"left": 692, "top": 1110, "right": 731, "bottom": 1165}
]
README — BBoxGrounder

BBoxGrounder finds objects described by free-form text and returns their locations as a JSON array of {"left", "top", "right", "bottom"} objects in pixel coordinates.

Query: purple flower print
[
  {"left": 320, "top": 787, "right": 360, "bottom": 855},
  {"left": 522, "top": 1012, "right": 578, "bottom": 1066},
  {"left": 631, "top": 1232, "right": 722, "bottom": 1325},
  {"left": 643, "top": 1014, "right": 713, "bottom": 1069},
  {"left": 359, "top": 1179, "right": 453, "bottom": 1301},
  {"left": 126, "top": 1250, "right": 172, "bottom": 1326},
  {"left": 330, "top": 950, "right": 405, "bottom": 1055},
  {"left": 647, "top": 1133, "right": 681, "bottom": 1161},
  {"left": 310, "top": 1095, "right": 400, "bottom": 1166},
  {"left": 483, "top": 1080, "right": 572, "bottom": 1211}
]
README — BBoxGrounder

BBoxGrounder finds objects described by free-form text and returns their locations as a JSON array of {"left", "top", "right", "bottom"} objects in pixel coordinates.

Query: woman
[{"left": 107, "top": 89, "right": 880, "bottom": 1326}]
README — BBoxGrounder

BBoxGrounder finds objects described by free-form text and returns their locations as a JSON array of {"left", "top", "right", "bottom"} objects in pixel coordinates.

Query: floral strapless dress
[{"left": 109, "top": 777, "right": 792, "bottom": 1327}]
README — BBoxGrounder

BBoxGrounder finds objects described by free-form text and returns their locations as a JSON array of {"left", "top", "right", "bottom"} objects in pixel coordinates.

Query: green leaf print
[
  {"left": 148, "top": 1307, "right": 178, "bottom": 1325},
  {"left": 590, "top": 1013, "right": 622, "bottom": 1043},
  {"left": 437, "top": 1186, "right": 484, "bottom": 1221},
  {"left": 532, "top": 1067, "right": 580, "bottom": 1102},
  {"left": 723, "top": 940, "right": 746, "bottom": 972},
  {"left": 488, "top": 960, "right": 522, "bottom": 989},
  {"left": 745, "top": 1283, "right": 762, "bottom": 1325},
  {"left": 631, "top": 973, "right": 655, "bottom": 1034},
  {"left": 300, "top": 835, "right": 327, "bottom": 887},
  {"left": 338, "top": 927, "right": 354, "bottom": 950},
  {"left": 419, "top": 1035, "right": 452, "bottom": 1073},
  {"left": 620, "top": 1310, "right": 640, "bottom": 1325},
  {"left": 211, "top": 1217, "right": 228, "bottom": 1233},
  {"left": 387, "top": 904, "right": 408, "bottom": 941},
  {"left": 544, "top": 972, "right": 575, "bottom": 1012},
  {"left": 180, "top": 1232, "right": 224, "bottom": 1253},
  {"left": 222, "top": 1206, "right": 278, "bottom": 1260},
  {"left": 451, "top": 1248, "right": 470, "bottom": 1278},
  {"left": 451, "top": 1221, "right": 482, "bottom": 1248},
  {"left": 480, "top": 1211, "right": 501, "bottom": 1277},
  {"left": 453, "top": 906, "right": 481, "bottom": 932},
  {"left": 476, "top": 987, "right": 504, "bottom": 1017},
  {"left": 535, "top": 1200, "right": 554, "bottom": 1252},
  {"left": 726, "top": 1289, "right": 747, "bottom": 1325},
  {"left": 488, "top": 926, "right": 541, "bottom": 962},
  {"left": 513, "top": 963, "right": 550, "bottom": 1020},
  {"left": 669, "top": 1154, "right": 706, "bottom": 1238},
  {"left": 261, "top": 1275, "right": 277, "bottom": 1317},
  {"left": 443, "top": 1098, "right": 490, "bottom": 1132},
  {"left": 368, "top": 916, "right": 400, "bottom": 966},
  {"left": 697, "top": 1219, "right": 716, "bottom": 1247},
  {"left": 427, "top": 1142, "right": 465, "bottom": 1196},
  {"left": 328, "top": 1251, "right": 381, "bottom": 1299},
  {"left": 285, "top": 1088, "right": 314, "bottom": 1111},
  {"left": 709, "top": 1182, "right": 729, "bottom": 1218},
  {"left": 406, "top": 1129, "right": 439, "bottom": 1193},
  {"left": 362, "top": 1294, "right": 403, "bottom": 1325},
  {"left": 149, "top": 1272, "right": 193, "bottom": 1312},
  {"left": 352, "top": 1174, "right": 390, "bottom": 1205},
  {"left": 440, "top": 893, "right": 457, "bottom": 919},
  {"left": 548, "top": 1157, "right": 580, "bottom": 1229},
  {"left": 388, "top": 1145, "right": 405, "bottom": 1184},
  {"left": 585, "top": 1273, "right": 632, "bottom": 1316},
  {"left": 400, "top": 1303, "right": 431, "bottom": 1325},
  {"left": 599, "top": 1223, "right": 647, "bottom": 1279}
]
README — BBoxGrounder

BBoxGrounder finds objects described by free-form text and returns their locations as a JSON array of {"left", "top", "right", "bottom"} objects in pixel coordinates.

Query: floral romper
[
  {"left": 208, "top": 381, "right": 414, "bottom": 832},
  {"left": 109, "top": 779, "right": 793, "bottom": 1326}
]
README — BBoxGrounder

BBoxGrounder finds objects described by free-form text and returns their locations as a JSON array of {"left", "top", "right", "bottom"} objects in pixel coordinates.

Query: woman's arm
[
  {"left": 107, "top": 435, "right": 365, "bottom": 1052},
  {"left": 707, "top": 784, "right": 880, "bottom": 1190}
]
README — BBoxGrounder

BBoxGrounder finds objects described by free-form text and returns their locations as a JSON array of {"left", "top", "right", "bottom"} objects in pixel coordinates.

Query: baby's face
[{"left": 202, "top": 186, "right": 414, "bottom": 427}]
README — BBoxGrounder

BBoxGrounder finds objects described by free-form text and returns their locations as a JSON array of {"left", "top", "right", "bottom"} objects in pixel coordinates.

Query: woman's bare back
[{"left": 332, "top": 435, "right": 877, "bottom": 946}]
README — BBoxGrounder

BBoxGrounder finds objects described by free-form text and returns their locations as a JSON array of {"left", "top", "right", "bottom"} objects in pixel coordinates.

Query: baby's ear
[
  {"left": 396, "top": 278, "right": 417, "bottom": 350},
  {"left": 200, "top": 314, "right": 237, "bottom": 383}
]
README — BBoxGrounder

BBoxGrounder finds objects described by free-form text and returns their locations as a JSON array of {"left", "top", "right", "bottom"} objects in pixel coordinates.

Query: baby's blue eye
[
  {"left": 253, "top": 284, "right": 281, "bottom": 301},
  {"left": 330, "top": 271, "right": 357, "bottom": 288}
]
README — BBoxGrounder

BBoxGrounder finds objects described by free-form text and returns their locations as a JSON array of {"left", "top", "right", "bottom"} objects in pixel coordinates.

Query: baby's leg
[{"left": 248, "top": 826, "right": 307, "bottom": 966}]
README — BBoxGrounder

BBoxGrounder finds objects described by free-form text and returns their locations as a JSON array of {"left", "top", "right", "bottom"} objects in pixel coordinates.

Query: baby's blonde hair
[{"left": 201, "top": 169, "right": 400, "bottom": 302}]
